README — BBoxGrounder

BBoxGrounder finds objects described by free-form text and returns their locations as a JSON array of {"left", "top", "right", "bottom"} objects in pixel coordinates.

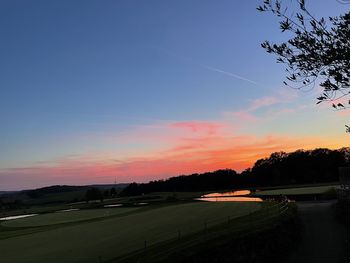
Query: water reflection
[
  {"left": 196, "top": 197, "right": 262, "bottom": 202},
  {"left": 198, "top": 190, "right": 262, "bottom": 202},
  {"left": 0, "top": 214, "right": 38, "bottom": 221},
  {"left": 104, "top": 204, "right": 123, "bottom": 208},
  {"left": 202, "top": 190, "right": 251, "bottom": 198}
]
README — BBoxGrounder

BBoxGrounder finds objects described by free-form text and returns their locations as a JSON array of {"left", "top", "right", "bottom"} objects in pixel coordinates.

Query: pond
[
  {"left": 104, "top": 204, "right": 123, "bottom": 208},
  {"left": 202, "top": 190, "right": 251, "bottom": 197},
  {"left": 197, "top": 190, "right": 262, "bottom": 202},
  {"left": 196, "top": 196, "right": 262, "bottom": 202}
]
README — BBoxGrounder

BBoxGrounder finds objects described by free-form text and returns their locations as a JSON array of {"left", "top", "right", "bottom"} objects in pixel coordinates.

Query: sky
[{"left": 1, "top": 0, "right": 349, "bottom": 190}]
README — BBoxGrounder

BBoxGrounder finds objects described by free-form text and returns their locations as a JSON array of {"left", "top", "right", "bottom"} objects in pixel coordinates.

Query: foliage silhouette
[
  {"left": 121, "top": 148, "right": 350, "bottom": 196},
  {"left": 258, "top": 0, "right": 350, "bottom": 113},
  {"left": 85, "top": 187, "right": 103, "bottom": 202}
]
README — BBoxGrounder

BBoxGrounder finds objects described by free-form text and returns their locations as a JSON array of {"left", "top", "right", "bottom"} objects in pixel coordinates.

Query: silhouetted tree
[
  {"left": 251, "top": 148, "right": 347, "bottom": 186},
  {"left": 110, "top": 187, "right": 117, "bottom": 197},
  {"left": 258, "top": 1, "right": 350, "bottom": 116},
  {"left": 120, "top": 148, "right": 350, "bottom": 196},
  {"left": 121, "top": 169, "right": 243, "bottom": 196},
  {"left": 85, "top": 187, "right": 103, "bottom": 202},
  {"left": 24, "top": 185, "right": 88, "bottom": 199},
  {"left": 103, "top": 189, "right": 110, "bottom": 199},
  {"left": 339, "top": 147, "right": 350, "bottom": 163}
]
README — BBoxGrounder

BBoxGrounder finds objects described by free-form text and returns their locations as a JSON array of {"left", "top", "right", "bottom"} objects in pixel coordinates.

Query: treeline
[
  {"left": 21, "top": 184, "right": 127, "bottom": 199},
  {"left": 121, "top": 148, "right": 350, "bottom": 196},
  {"left": 85, "top": 187, "right": 118, "bottom": 202},
  {"left": 247, "top": 148, "right": 350, "bottom": 186},
  {"left": 24, "top": 185, "right": 88, "bottom": 198},
  {"left": 121, "top": 169, "right": 242, "bottom": 196}
]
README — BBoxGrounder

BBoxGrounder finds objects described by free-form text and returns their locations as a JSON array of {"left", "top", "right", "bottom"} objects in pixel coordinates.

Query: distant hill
[
  {"left": 22, "top": 183, "right": 128, "bottom": 194},
  {"left": 89, "top": 184, "right": 129, "bottom": 190},
  {"left": 0, "top": 184, "right": 129, "bottom": 206},
  {"left": 0, "top": 191, "right": 18, "bottom": 196},
  {"left": 22, "top": 184, "right": 128, "bottom": 198}
]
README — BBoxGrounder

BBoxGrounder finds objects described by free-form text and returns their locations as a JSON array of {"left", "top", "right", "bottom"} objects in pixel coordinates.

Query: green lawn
[
  {"left": 2, "top": 207, "right": 139, "bottom": 227},
  {"left": 254, "top": 185, "right": 337, "bottom": 196},
  {"left": 0, "top": 201, "right": 260, "bottom": 263}
]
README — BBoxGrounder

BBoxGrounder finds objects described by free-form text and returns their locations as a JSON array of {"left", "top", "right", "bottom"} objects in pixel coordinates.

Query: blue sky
[{"left": 1, "top": 0, "right": 349, "bottom": 190}]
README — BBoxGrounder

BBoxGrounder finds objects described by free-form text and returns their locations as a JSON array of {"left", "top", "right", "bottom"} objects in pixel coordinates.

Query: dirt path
[{"left": 287, "top": 201, "right": 348, "bottom": 263}]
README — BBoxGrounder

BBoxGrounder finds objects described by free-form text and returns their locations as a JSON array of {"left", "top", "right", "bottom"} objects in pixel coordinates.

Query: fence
[
  {"left": 104, "top": 198, "right": 291, "bottom": 263},
  {"left": 338, "top": 167, "right": 350, "bottom": 201}
]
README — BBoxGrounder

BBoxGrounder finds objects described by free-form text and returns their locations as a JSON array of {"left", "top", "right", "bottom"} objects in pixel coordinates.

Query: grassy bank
[
  {"left": 335, "top": 200, "right": 350, "bottom": 261},
  {"left": 254, "top": 185, "right": 337, "bottom": 196},
  {"left": 253, "top": 185, "right": 337, "bottom": 201},
  {"left": 113, "top": 202, "right": 299, "bottom": 263}
]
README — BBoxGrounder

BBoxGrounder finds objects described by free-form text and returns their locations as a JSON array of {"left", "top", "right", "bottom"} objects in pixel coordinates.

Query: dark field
[{"left": 0, "top": 201, "right": 263, "bottom": 263}]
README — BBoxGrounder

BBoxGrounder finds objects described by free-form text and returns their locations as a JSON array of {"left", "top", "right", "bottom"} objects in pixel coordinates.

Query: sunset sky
[{"left": 1, "top": 0, "right": 349, "bottom": 190}]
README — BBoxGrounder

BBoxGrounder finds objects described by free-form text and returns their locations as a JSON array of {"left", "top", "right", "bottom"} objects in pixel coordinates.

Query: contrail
[
  {"left": 152, "top": 46, "right": 258, "bottom": 85},
  {"left": 198, "top": 64, "right": 258, "bottom": 85}
]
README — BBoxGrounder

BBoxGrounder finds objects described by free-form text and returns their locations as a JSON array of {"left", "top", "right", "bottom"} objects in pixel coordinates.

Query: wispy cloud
[
  {"left": 153, "top": 46, "right": 258, "bottom": 85},
  {"left": 223, "top": 111, "right": 258, "bottom": 123},
  {"left": 248, "top": 96, "right": 278, "bottom": 111},
  {"left": 198, "top": 64, "right": 258, "bottom": 85},
  {"left": 169, "top": 121, "right": 224, "bottom": 135},
  {"left": 248, "top": 89, "right": 298, "bottom": 112},
  {"left": 336, "top": 109, "right": 350, "bottom": 117},
  {"left": 223, "top": 88, "right": 299, "bottom": 124}
]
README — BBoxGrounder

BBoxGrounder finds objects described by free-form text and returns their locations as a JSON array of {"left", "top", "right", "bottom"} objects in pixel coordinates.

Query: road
[{"left": 287, "top": 201, "right": 348, "bottom": 263}]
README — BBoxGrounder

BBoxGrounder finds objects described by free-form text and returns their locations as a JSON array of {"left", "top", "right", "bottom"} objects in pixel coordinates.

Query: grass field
[
  {"left": 2, "top": 207, "right": 140, "bottom": 227},
  {"left": 253, "top": 185, "right": 337, "bottom": 196},
  {"left": 0, "top": 202, "right": 260, "bottom": 263},
  {"left": 24, "top": 190, "right": 87, "bottom": 205}
]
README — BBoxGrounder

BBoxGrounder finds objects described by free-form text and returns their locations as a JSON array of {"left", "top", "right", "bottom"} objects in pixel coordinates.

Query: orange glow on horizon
[
  {"left": 2, "top": 132, "right": 346, "bottom": 189},
  {"left": 1, "top": 118, "right": 348, "bottom": 190}
]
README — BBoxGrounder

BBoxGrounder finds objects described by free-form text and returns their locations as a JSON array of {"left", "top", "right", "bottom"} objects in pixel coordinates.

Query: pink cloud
[
  {"left": 223, "top": 89, "right": 299, "bottom": 125},
  {"left": 1, "top": 94, "right": 347, "bottom": 191},
  {"left": 247, "top": 89, "right": 297, "bottom": 112},
  {"left": 0, "top": 125, "right": 345, "bottom": 190},
  {"left": 249, "top": 96, "right": 278, "bottom": 111},
  {"left": 265, "top": 108, "right": 296, "bottom": 120},
  {"left": 169, "top": 121, "right": 224, "bottom": 135},
  {"left": 336, "top": 109, "right": 350, "bottom": 117},
  {"left": 226, "top": 111, "right": 258, "bottom": 123}
]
